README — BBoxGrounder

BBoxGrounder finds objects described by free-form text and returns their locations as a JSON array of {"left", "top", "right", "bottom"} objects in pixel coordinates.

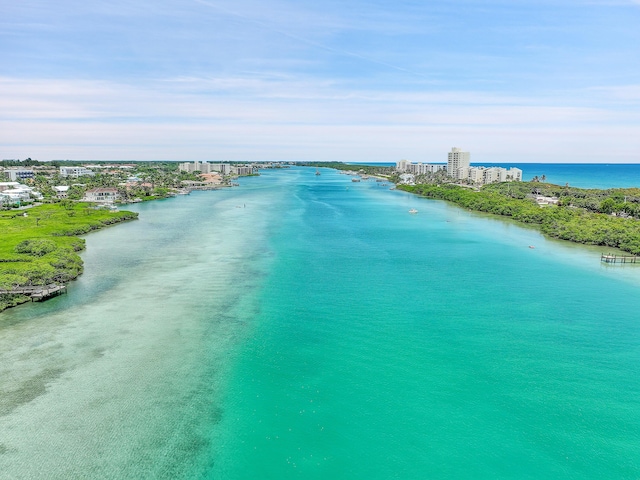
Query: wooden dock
[
  {"left": 0, "top": 284, "right": 67, "bottom": 301},
  {"left": 601, "top": 253, "right": 640, "bottom": 264},
  {"left": 30, "top": 284, "right": 67, "bottom": 301}
]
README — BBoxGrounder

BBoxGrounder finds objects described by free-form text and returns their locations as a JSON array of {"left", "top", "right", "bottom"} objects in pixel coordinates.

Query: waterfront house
[{"left": 83, "top": 188, "right": 120, "bottom": 204}]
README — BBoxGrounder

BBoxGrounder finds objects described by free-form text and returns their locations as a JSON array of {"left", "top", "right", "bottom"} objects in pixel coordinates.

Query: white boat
[{"left": 408, "top": 208, "right": 418, "bottom": 214}]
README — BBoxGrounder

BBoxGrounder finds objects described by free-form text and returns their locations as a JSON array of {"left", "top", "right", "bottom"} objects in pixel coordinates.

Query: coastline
[
  {"left": 0, "top": 204, "right": 138, "bottom": 313},
  {"left": 394, "top": 182, "right": 640, "bottom": 257},
  {"left": 3, "top": 166, "right": 640, "bottom": 478},
  {"left": 5, "top": 163, "right": 640, "bottom": 315},
  {"left": 309, "top": 163, "right": 640, "bottom": 258}
]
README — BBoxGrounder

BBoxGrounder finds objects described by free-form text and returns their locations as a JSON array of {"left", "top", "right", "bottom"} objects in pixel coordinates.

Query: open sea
[
  {"left": 499, "top": 163, "right": 640, "bottom": 189},
  {"left": 1, "top": 164, "right": 640, "bottom": 479}
]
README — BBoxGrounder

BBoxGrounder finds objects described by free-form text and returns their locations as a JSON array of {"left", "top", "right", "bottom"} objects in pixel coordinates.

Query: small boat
[
  {"left": 315, "top": 169, "right": 321, "bottom": 175},
  {"left": 529, "top": 245, "right": 535, "bottom": 249},
  {"left": 409, "top": 208, "right": 418, "bottom": 214},
  {"left": 352, "top": 178, "right": 361, "bottom": 182}
]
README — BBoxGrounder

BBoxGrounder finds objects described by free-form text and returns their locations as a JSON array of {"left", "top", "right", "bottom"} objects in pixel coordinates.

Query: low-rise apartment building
[
  {"left": 4, "top": 168, "right": 35, "bottom": 182},
  {"left": 60, "top": 166, "right": 95, "bottom": 178}
]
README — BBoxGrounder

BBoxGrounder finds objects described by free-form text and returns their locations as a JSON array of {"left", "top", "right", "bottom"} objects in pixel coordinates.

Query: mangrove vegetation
[{"left": 0, "top": 203, "right": 138, "bottom": 311}]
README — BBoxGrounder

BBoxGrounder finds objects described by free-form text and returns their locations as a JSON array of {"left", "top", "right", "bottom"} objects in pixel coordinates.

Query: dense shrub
[
  {"left": 15, "top": 239, "right": 57, "bottom": 256},
  {"left": 49, "top": 249, "right": 84, "bottom": 282},
  {"left": 1, "top": 204, "right": 138, "bottom": 311}
]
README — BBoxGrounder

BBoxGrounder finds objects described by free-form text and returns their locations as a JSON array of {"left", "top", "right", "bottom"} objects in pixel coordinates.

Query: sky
[{"left": 1, "top": 0, "right": 639, "bottom": 163}]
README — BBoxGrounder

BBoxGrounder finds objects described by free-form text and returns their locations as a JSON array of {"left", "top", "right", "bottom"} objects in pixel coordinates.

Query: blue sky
[{"left": 1, "top": 0, "right": 639, "bottom": 163}]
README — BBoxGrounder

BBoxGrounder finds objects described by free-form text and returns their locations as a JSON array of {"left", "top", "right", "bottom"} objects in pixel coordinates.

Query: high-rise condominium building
[{"left": 447, "top": 147, "right": 470, "bottom": 177}]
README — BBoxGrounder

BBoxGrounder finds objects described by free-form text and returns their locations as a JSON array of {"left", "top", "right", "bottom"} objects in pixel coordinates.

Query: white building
[
  {"left": 233, "top": 166, "right": 254, "bottom": 175},
  {"left": 468, "top": 167, "right": 485, "bottom": 184},
  {"left": 83, "top": 188, "right": 119, "bottom": 203},
  {"left": 0, "top": 183, "right": 41, "bottom": 204},
  {"left": 178, "top": 161, "right": 196, "bottom": 173},
  {"left": 408, "top": 163, "right": 446, "bottom": 175},
  {"left": 209, "top": 163, "right": 231, "bottom": 175},
  {"left": 179, "top": 161, "right": 234, "bottom": 175},
  {"left": 424, "top": 164, "right": 447, "bottom": 174},
  {"left": 454, "top": 166, "right": 468, "bottom": 180},
  {"left": 0, "top": 181, "right": 20, "bottom": 192},
  {"left": 53, "top": 185, "right": 70, "bottom": 198},
  {"left": 398, "top": 173, "right": 415, "bottom": 185},
  {"left": 463, "top": 166, "right": 523, "bottom": 185},
  {"left": 60, "top": 166, "right": 95, "bottom": 178},
  {"left": 483, "top": 167, "right": 505, "bottom": 184},
  {"left": 447, "top": 147, "right": 470, "bottom": 177},
  {"left": 396, "top": 160, "right": 446, "bottom": 174},
  {"left": 396, "top": 159, "right": 411, "bottom": 172},
  {"left": 507, "top": 168, "right": 522, "bottom": 181},
  {"left": 4, "top": 168, "right": 35, "bottom": 182},
  {"left": 398, "top": 150, "right": 521, "bottom": 185}
]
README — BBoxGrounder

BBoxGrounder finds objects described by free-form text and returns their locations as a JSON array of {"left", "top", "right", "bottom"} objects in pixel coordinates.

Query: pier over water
[
  {"left": 601, "top": 253, "right": 640, "bottom": 264},
  {"left": 0, "top": 284, "right": 67, "bottom": 301}
]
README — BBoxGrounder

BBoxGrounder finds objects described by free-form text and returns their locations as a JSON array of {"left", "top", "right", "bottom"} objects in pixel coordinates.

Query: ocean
[
  {"left": 349, "top": 162, "right": 640, "bottom": 189},
  {"left": 501, "top": 163, "right": 640, "bottom": 189},
  {"left": 1, "top": 165, "right": 639, "bottom": 479}
]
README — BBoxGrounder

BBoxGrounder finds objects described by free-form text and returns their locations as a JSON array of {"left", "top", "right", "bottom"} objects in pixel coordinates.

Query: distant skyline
[{"left": 2, "top": 0, "right": 639, "bottom": 163}]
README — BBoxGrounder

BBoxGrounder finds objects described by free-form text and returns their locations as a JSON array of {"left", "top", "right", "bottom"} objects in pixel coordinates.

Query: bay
[{"left": 1, "top": 166, "right": 639, "bottom": 479}]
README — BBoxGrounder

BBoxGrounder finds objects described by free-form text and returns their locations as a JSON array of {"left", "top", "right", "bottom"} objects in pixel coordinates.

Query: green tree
[{"left": 599, "top": 198, "right": 616, "bottom": 214}]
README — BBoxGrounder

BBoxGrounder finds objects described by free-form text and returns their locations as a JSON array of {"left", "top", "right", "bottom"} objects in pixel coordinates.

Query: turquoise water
[
  {"left": 349, "top": 162, "right": 640, "bottom": 189},
  {"left": 507, "top": 163, "right": 640, "bottom": 189},
  {"left": 1, "top": 167, "right": 640, "bottom": 478}
]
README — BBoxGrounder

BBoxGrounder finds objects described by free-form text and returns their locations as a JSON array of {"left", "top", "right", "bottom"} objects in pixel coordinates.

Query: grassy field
[{"left": 0, "top": 203, "right": 138, "bottom": 311}]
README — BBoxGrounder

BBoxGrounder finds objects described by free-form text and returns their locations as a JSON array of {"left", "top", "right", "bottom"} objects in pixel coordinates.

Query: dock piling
[{"left": 601, "top": 253, "right": 640, "bottom": 264}]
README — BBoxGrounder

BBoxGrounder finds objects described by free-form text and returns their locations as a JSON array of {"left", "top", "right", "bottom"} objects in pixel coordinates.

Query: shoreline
[
  {"left": 0, "top": 205, "right": 138, "bottom": 313},
  {"left": 315, "top": 164, "right": 640, "bottom": 258},
  {"left": 396, "top": 182, "right": 640, "bottom": 257}
]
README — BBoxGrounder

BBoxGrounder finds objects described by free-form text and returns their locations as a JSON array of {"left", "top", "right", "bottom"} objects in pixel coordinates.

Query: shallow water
[{"left": 1, "top": 167, "right": 639, "bottom": 479}]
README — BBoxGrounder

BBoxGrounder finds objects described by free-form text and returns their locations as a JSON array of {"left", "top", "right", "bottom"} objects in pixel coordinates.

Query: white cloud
[
  {"left": 3, "top": 119, "right": 639, "bottom": 163},
  {"left": 2, "top": 74, "right": 639, "bottom": 163},
  {"left": 2, "top": 75, "right": 636, "bottom": 124},
  {"left": 2, "top": 1, "right": 639, "bottom": 163},
  {"left": 587, "top": 85, "right": 640, "bottom": 102}
]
